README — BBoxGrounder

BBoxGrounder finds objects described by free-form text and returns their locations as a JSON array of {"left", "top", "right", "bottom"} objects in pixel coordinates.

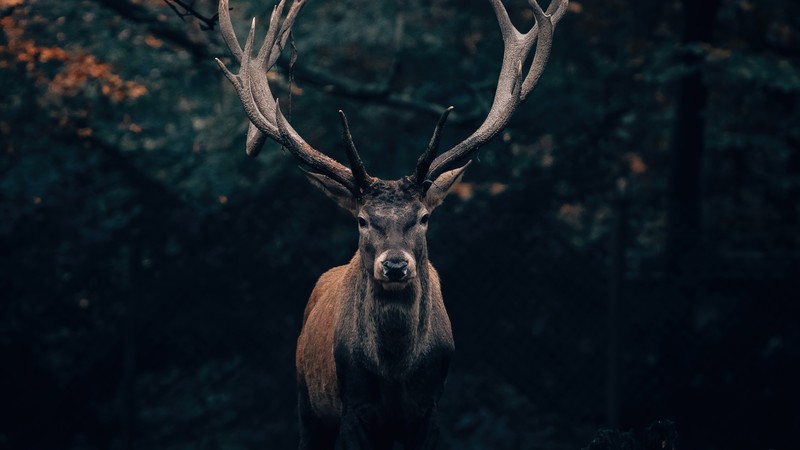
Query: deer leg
[
  {"left": 298, "top": 384, "right": 337, "bottom": 450},
  {"left": 335, "top": 402, "right": 394, "bottom": 450},
  {"left": 400, "top": 351, "right": 451, "bottom": 450},
  {"left": 401, "top": 408, "right": 440, "bottom": 450}
]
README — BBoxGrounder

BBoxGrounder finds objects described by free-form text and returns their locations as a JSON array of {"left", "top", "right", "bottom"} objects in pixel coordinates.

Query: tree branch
[
  {"left": 284, "top": 54, "right": 484, "bottom": 123},
  {"left": 94, "top": 0, "right": 485, "bottom": 124},
  {"left": 94, "top": 0, "right": 209, "bottom": 61},
  {"left": 163, "top": 0, "right": 219, "bottom": 31}
]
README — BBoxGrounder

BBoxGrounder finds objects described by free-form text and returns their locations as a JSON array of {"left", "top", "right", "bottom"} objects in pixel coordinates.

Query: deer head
[
  {"left": 302, "top": 109, "right": 469, "bottom": 291},
  {"left": 215, "top": 0, "right": 568, "bottom": 290}
]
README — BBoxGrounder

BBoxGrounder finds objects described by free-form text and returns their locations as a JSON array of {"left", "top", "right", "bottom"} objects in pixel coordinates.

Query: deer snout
[
  {"left": 374, "top": 251, "right": 416, "bottom": 287},
  {"left": 382, "top": 258, "right": 408, "bottom": 281}
]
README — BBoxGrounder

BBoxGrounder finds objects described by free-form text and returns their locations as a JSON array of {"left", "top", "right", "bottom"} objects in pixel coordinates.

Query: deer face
[
  {"left": 305, "top": 167, "right": 468, "bottom": 291},
  {"left": 358, "top": 184, "right": 425, "bottom": 290}
]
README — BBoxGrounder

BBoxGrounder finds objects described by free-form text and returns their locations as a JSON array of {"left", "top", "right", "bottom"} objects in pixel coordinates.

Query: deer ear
[
  {"left": 304, "top": 171, "right": 358, "bottom": 215},
  {"left": 423, "top": 161, "right": 470, "bottom": 210}
]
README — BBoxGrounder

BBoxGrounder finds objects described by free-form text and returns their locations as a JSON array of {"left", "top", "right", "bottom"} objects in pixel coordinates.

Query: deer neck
[{"left": 352, "top": 252, "right": 432, "bottom": 378}]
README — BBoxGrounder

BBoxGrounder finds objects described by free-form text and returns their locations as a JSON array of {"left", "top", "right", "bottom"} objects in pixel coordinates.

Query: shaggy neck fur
[{"left": 353, "top": 252, "right": 433, "bottom": 379}]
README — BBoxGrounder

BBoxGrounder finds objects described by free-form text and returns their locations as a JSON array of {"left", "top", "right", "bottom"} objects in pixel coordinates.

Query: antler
[
  {"left": 419, "top": 0, "right": 569, "bottom": 183},
  {"left": 216, "top": 0, "right": 365, "bottom": 194},
  {"left": 413, "top": 106, "right": 454, "bottom": 186},
  {"left": 338, "top": 111, "right": 374, "bottom": 189}
]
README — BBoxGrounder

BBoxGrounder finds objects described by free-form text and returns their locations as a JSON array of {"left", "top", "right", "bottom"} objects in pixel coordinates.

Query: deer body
[
  {"left": 296, "top": 251, "right": 453, "bottom": 449},
  {"left": 214, "top": 0, "right": 567, "bottom": 448},
  {"left": 292, "top": 178, "right": 459, "bottom": 449}
]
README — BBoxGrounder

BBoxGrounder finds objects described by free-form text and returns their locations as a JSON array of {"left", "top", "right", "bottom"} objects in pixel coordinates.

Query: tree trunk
[{"left": 666, "top": 0, "right": 722, "bottom": 277}]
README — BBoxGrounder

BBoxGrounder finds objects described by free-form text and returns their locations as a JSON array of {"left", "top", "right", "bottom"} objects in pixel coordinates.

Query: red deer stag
[{"left": 215, "top": 0, "right": 568, "bottom": 448}]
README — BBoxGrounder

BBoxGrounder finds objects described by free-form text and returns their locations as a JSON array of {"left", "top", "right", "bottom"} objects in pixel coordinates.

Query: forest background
[{"left": 1, "top": 0, "right": 799, "bottom": 449}]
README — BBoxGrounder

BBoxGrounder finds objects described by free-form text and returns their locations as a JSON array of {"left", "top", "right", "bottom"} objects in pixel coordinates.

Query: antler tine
[
  {"left": 520, "top": 0, "right": 568, "bottom": 99},
  {"left": 216, "top": 0, "right": 358, "bottom": 191},
  {"left": 245, "top": 0, "right": 302, "bottom": 158},
  {"left": 253, "top": 1, "right": 286, "bottom": 67},
  {"left": 338, "top": 111, "right": 372, "bottom": 191},
  {"left": 242, "top": 0, "right": 287, "bottom": 157},
  {"left": 218, "top": 0, "right": 243, "bottom": 63},
  {"left": 269, "top": 0, "right": 306, "bottom": 68},
  {"left": 244, "top": 0, "right": 306, "bottom": 157},
  {"left": 218, "top": 1, "right": 281, "bottom": 156},
  {"left": 424, "top": 0, "right": 568, "bottom": 182},
  {"left": 276, "top": 102, "right": 358, "bottom": 193},
  {"left": 413, "top": 106, "right": 454, "bottom": 185}
]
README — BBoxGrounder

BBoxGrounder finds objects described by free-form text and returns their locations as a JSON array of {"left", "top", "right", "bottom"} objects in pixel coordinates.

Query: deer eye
[
  {"left": 420, "top": 214, "right": 429, "bottom": 226},
  {"left": 358, "top": 217, "right": 368, "bottom": 228}
]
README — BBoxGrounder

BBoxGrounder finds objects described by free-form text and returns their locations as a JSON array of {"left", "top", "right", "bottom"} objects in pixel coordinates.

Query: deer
[{"left": 214, "top": 0, "right": 568, "bottom": 448}]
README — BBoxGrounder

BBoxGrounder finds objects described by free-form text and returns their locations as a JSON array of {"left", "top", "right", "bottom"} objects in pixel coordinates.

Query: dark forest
[{"left": 1, "top": 0, "right": 798, "bottom": 448}]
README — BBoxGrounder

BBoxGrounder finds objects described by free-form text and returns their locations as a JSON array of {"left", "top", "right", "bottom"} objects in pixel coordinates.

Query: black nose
[{"left": 382, "top": 259, "right": 408, "bottom": 281}]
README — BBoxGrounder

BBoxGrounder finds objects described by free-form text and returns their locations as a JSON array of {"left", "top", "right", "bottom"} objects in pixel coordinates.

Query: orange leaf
[
  {"left": 0, "top": 0, "right": 24, "bottom": 8},
  {"left": 144, "top": 34, "right": 163, "bottom": 48}
]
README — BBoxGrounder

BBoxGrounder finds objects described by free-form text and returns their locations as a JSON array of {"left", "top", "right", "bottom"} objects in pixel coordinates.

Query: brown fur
[
  {"left": 296, "top": 250, "right": 452, "bottom": 427},
  {"left": 294, "top": 175, "right": 465, "bottom": 449},
  {"left": 296, "top": 264, "right": 349, "bottom": 421}
]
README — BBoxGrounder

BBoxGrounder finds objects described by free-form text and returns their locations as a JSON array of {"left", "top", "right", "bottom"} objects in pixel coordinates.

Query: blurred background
[{"left": 1, "top": 0, "right": 799, "bottom": 448}]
